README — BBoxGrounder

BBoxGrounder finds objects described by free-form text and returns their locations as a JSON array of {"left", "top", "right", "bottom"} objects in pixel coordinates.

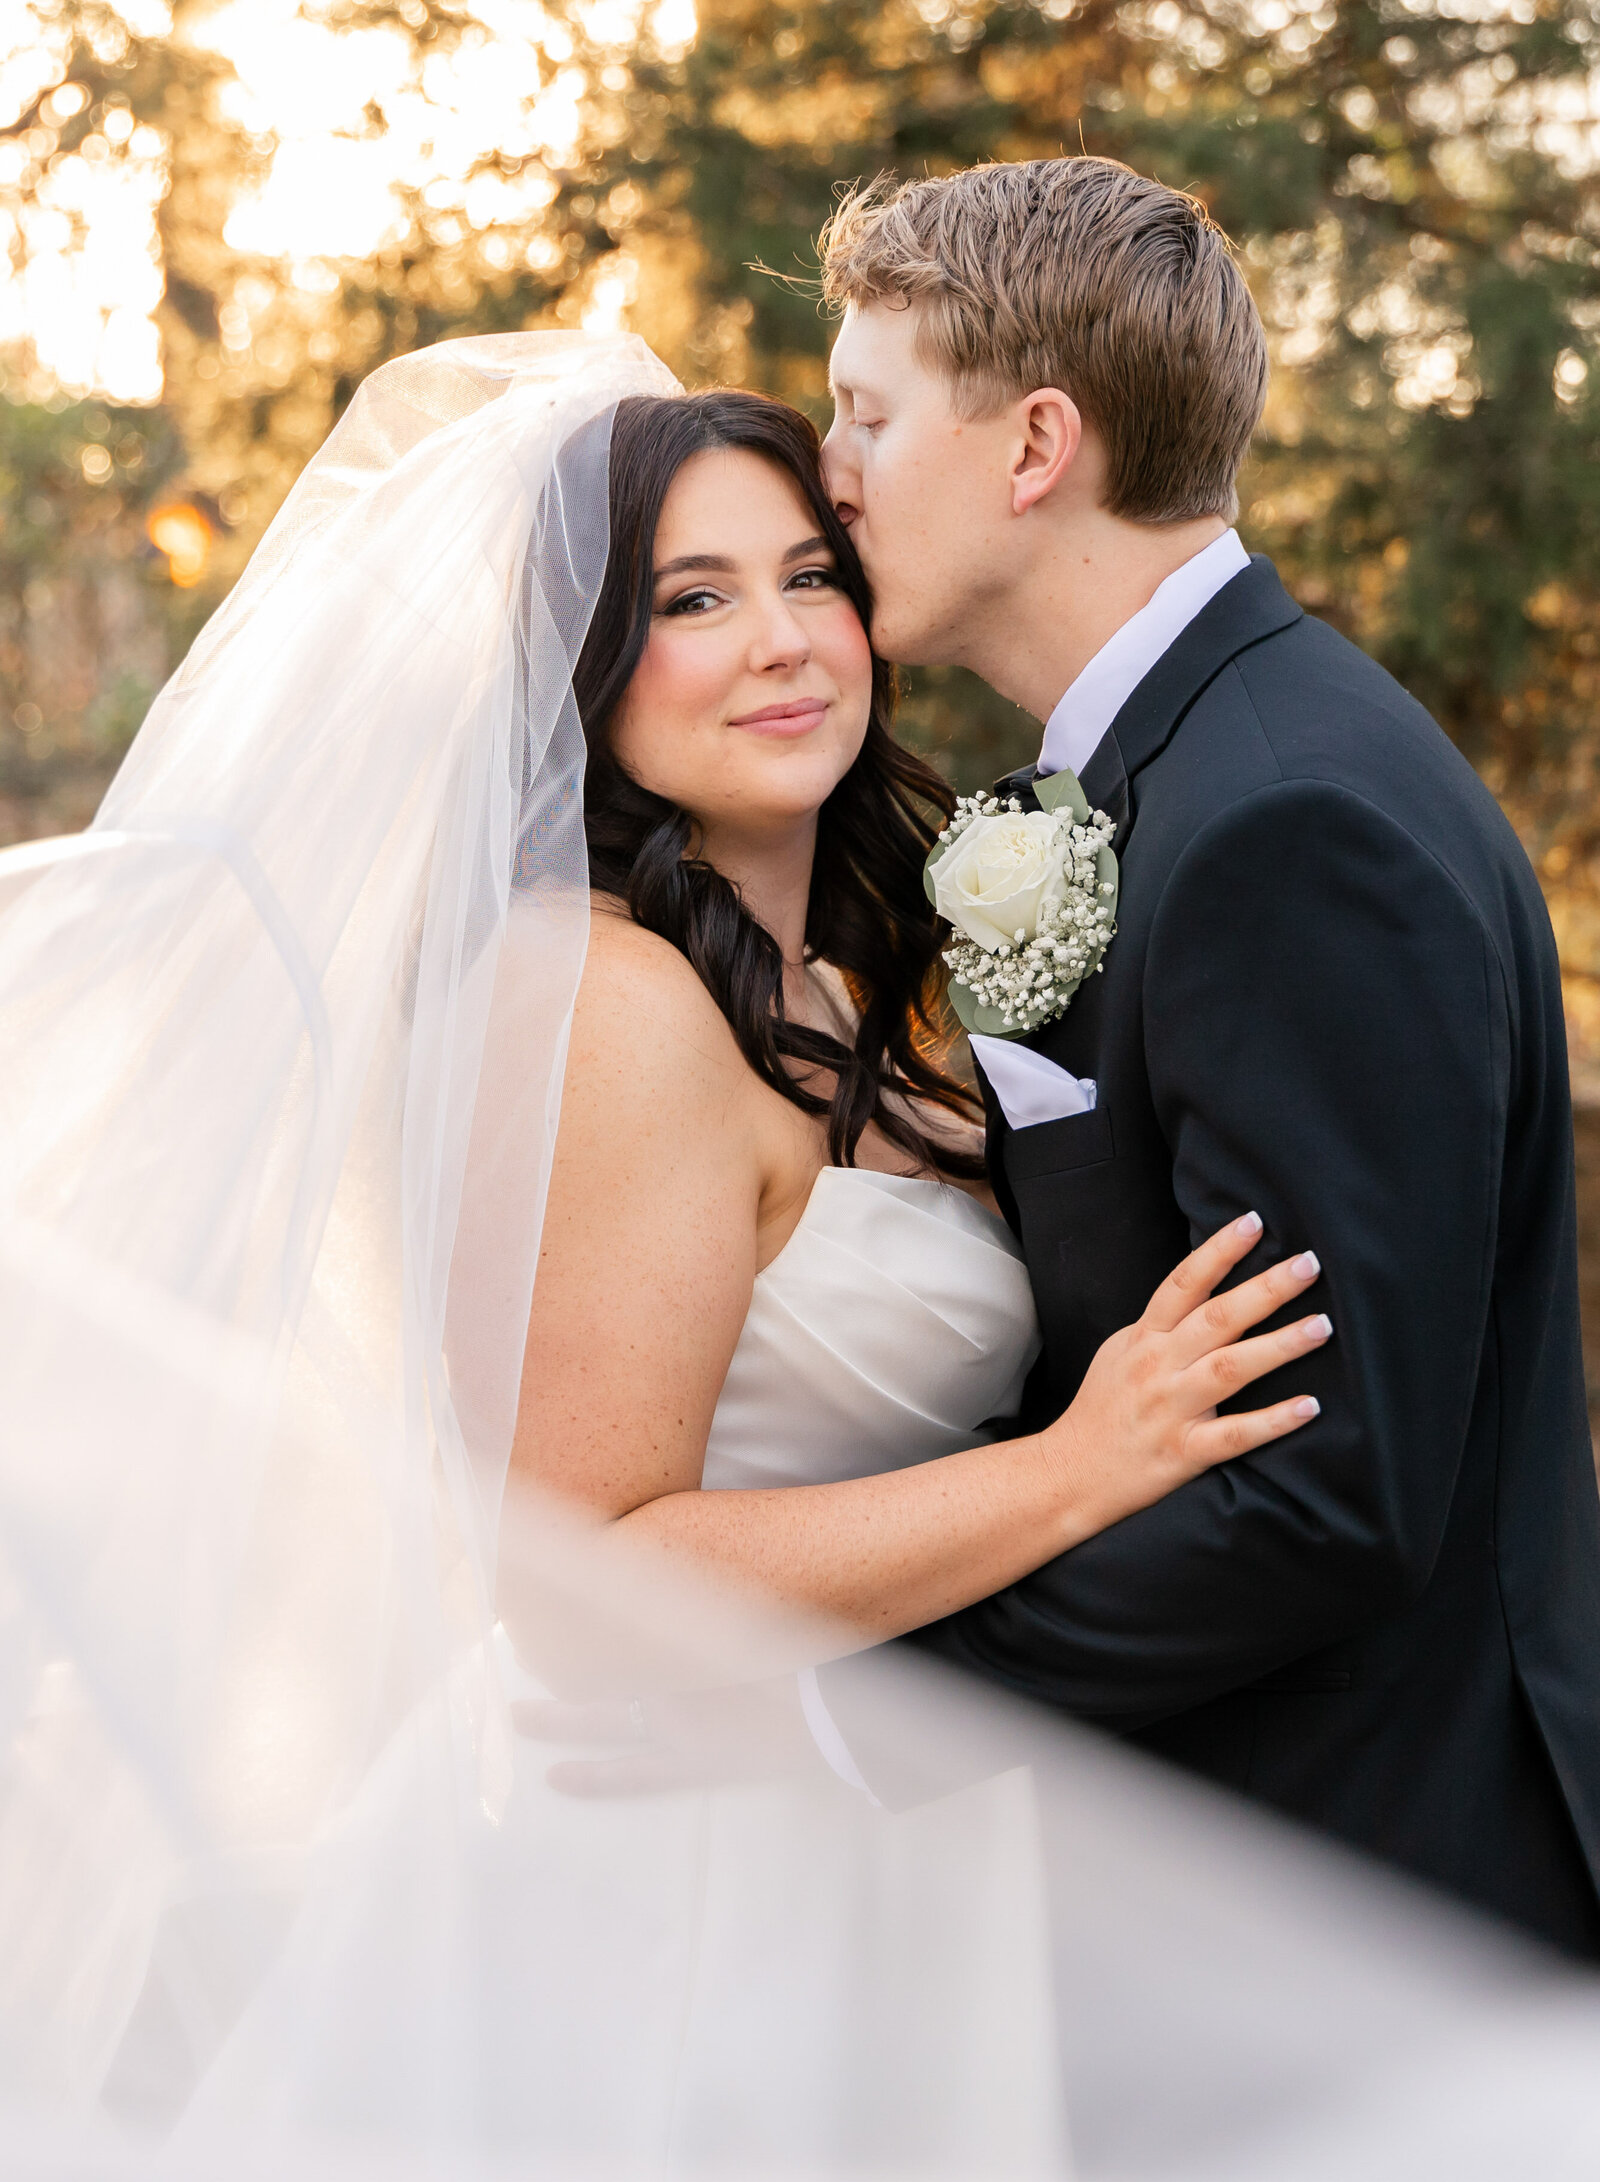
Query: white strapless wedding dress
[
  {"left": 704, "top": 1164, "right": 1041, "bottom": 1491},
  {"left": 152, "top": 1168, "right": 1064, "bottom": 2176}
]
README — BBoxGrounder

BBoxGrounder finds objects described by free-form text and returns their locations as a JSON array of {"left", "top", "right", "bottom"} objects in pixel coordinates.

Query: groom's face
[{"left": 823, "top": 303, "right": 1017, "bottom": 666}]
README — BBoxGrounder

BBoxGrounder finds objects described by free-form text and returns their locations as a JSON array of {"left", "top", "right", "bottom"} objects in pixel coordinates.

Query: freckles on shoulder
[{"left": 563, "top": 905, "right": 754, "bottom": 1135}]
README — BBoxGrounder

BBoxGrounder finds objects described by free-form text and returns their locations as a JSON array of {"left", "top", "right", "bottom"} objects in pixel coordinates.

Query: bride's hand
[{"left": 1040, "top": 1212, "right": 1329, "bottom": 1538}]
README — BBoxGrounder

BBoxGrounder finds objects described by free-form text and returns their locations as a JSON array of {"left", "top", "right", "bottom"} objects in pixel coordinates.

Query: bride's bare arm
[{"left": 512, "top": 916, "right": 1327, "bottom": 1643}]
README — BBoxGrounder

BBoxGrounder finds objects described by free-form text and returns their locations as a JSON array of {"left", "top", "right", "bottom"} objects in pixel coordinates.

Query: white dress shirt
[{"left": 1036, "top": 528, "right": 1250, "bottom": 781}]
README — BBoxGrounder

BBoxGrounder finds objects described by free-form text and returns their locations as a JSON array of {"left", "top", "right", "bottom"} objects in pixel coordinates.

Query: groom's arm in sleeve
[{"left": 893, "top": 776, "right": 1514, "bottom": 1729}]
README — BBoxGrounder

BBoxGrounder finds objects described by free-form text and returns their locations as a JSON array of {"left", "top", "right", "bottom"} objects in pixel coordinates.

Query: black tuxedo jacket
[{"left": 842, "top": 558, "right": 1600, "bottom": 1954}]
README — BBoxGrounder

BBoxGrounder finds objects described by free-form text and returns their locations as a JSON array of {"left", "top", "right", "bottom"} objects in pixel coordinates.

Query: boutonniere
[{"left": 924, "top": 769, "right": 1119, "bottom": 1040}]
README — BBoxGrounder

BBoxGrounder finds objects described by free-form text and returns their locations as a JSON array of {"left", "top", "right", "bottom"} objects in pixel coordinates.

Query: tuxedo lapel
[
  {"left": 1077, "top": 734, "right": 1129, "bottom": 855},
  {"left": 979, "top": 555, "right": 1300, "bottom": 1089},
  {"left": 1107, "top": 555, "right": 1302, "bottom": 785},
  {"left": 989, "top": 559, "right": 1299, "bottom": 852}
]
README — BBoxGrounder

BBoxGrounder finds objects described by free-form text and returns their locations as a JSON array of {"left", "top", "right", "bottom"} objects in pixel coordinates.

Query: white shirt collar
[{"left": 1037, "top": 528, "right": 1251, "bottom": 780}]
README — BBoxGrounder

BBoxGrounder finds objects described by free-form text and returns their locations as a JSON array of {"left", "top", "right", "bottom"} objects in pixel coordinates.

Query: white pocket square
[{"left": 969, "top": 1034, "right": 1097, "bottom": 1130}]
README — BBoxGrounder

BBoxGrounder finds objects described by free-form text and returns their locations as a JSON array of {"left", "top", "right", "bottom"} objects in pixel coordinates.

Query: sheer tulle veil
[{"left": 0, "top": 330, "right": 685, "bottom": 2115}]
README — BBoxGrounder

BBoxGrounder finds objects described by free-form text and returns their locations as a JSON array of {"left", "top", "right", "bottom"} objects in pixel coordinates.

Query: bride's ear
[{"left": 1009, "top": 390, "right": 1081, "bottom": 516}]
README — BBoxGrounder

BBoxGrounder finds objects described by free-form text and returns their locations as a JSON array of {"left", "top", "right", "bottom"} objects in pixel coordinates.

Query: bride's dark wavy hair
[{"left": 572, "top": 389, "right": 982, "bottom": 1178}]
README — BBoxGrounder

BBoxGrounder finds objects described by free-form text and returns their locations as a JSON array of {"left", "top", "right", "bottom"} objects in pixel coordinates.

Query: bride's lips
[{"left": 727, "top": 698, "right": 829, "bottom": 737}]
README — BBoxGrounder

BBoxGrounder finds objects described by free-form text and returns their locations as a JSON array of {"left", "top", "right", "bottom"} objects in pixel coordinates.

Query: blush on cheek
[
  {"left": 609, "top": 628, "right": 730, "bottom": 797},
  {"left": 817, "top": 603, "right": 874, "bottom": 701},
  {"left": 628, "top": 627, "right": 725, "bottom": 726}
]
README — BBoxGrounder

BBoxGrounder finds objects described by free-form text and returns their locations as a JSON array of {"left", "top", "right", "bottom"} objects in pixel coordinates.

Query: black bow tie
[{"left": 990, "top": 765, "right": 1042, "bottom": 810}]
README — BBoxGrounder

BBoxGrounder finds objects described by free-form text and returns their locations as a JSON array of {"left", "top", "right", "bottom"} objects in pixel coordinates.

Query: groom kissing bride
[{"left": 806, "top": 156, "right": 1600, "bottom": 1958}]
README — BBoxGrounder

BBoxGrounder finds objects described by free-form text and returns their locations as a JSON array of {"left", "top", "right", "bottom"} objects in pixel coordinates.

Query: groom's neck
[{"left": 960, "top": 508, "right": 1230, "bottom": 726}]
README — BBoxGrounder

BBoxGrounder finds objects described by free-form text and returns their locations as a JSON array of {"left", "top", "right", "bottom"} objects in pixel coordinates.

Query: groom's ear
[{"left": 1009, "top": 390, "right": 1082, "bottom": 517}]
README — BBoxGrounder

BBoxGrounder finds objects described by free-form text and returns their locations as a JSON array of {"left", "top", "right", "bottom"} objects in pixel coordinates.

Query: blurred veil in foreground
[{"left": 0, "top": 331, "right": 1597, "bottom": 2182}]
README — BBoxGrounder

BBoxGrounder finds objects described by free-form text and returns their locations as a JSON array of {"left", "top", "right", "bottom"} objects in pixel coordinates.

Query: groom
[{"left": 815, "top": 156, "right": 1600, "bottom": 1956}]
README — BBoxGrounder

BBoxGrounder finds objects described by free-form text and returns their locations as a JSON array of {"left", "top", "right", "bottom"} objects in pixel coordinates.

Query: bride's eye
[
  {"left": 660, "top": 586, "right": 725, "bottom": 617},
  {"left": 786, "top": 566, "right": 839, "bottom": 594}
]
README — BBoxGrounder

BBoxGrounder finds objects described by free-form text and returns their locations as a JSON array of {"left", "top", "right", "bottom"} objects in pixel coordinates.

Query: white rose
[{"left": 930, "top": 810, "right": 1070, "bottom": 955}]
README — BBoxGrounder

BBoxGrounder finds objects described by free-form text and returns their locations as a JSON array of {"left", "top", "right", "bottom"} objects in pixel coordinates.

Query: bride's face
[{"left": 610, "top": 447, "right": 873, "bottom": 839}]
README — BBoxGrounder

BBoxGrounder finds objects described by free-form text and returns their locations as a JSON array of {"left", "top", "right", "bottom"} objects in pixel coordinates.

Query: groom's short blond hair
[{"left": 819, "top": 157, "right": 1267, "bottom": 526}]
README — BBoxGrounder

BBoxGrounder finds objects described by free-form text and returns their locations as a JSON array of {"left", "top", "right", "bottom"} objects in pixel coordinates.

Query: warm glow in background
[{"left": 0, "top": 0, "right": 695, "bottom": 398}]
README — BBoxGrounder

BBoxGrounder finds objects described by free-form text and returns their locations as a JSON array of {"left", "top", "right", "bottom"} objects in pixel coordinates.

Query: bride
[{"left": 0, "top": 332, "right": 1325, "bottom": 2172}]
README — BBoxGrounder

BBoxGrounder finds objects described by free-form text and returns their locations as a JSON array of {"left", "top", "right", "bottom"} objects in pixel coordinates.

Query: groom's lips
[{"left": 728, "top": 698, "right": 828, "bottom": 736}]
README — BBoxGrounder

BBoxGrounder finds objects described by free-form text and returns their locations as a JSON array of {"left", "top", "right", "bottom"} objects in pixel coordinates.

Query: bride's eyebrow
[
  {"left": 653, "top": 552, "right": 736, "bottom": 579},
  {"left": 652, "top": 535, "right": 832, "bottom": 581}
]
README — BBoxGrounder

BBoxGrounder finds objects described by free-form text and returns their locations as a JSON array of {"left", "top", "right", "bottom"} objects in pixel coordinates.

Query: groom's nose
[{"left": 820, "top": 424, "right": 861, "bottom": 527}]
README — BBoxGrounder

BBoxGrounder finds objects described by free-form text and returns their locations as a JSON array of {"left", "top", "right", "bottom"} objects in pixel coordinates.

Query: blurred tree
[
  {"left": 0, "top": 0, "right": 599, "bottom": 795},
  {"left": 0, "top": 0, "right": 257, "bottom": 810},
  {"left": 0, "top": 392, "right": 186, "bottom": 837},
  {"left": 0, "top": 0, "right": 620, "bottom": 590}
]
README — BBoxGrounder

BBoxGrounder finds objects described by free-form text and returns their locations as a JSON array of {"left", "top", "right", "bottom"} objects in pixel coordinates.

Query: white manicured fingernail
[
  {"left": 1293, "top": 1397, "right": 1321, "bottom": 1420},
  {"left": 1235, "top": 1211, "right": 1262, "bottom": 1238},
  {"left": 1303, "top": 1314, "right": 1332, "bottom": 1341},
  {"left": 1291, "top": 1251, "right": 1320, "bottom": 1281}
]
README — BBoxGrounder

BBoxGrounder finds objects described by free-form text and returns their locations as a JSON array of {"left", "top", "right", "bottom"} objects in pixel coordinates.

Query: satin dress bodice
[{"left": 702, "top": 1166, "right": 1041, "bottom": 1493}]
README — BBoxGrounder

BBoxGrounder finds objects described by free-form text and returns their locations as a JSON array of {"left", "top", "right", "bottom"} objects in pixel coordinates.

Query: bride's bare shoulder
[{"left": 570, "top": 897, "right": 746, "bottom": 1104}]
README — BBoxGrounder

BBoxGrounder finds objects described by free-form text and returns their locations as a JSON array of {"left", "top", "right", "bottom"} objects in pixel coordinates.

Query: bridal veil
[
  {"left": 0, "top": 328, "right": 679, "bottom": 2113},
  {"left": 0, "top": 330, "right": 1597, "bottom": 2181}
]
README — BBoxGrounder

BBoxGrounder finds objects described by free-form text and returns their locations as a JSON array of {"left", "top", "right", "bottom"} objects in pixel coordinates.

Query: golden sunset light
[
  {"left": 0, "top": 0, "right": 696, "bottom": 401},
  {"left": 144, "top": 493, "right": 209, "bottom": 580}
]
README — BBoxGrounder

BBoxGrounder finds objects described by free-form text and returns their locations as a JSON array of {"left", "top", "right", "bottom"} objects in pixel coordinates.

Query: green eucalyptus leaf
[
  {"left": 1033, "top": 767, "right": 1089, "bottom": 822},
  {"left": 923, "top": 837, "right": 943, "bottom": 906},
  {"left": 945, "top": 974, "right": 986, "bottom": 1035},
  {"left": 948, "top": 975, "right": 1025, "bottom": 1040}
]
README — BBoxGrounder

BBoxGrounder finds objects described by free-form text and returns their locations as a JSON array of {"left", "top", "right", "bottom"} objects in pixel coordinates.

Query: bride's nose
[{"left": 748, "top": 592, "right": 812, "bottom": 673}]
